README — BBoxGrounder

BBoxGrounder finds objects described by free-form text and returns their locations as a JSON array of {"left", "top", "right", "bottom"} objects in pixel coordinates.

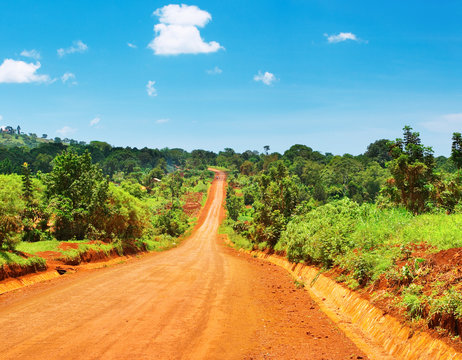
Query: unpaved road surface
[{"left": 0, "top": 173, "right": 368, "bottom": 360}]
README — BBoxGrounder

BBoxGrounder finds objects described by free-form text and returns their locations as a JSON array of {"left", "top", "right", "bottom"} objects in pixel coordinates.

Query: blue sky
[{"left": 1, "top": 1, "right": 462, "bottom": 155}]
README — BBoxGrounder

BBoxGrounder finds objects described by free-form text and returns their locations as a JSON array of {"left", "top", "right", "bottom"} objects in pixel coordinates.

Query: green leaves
[{"left": 44, "top": 150, "right": 109, "bottom": 240}]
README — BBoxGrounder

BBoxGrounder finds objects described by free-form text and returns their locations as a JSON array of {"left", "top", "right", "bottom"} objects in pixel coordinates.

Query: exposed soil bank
[
  {"left": 0, "top": 250, "right": 137, "bottom": 295},
  {"left": 0, "top": 185, "right": 211, "bottom": 294},
  {"left": 236, "top": 246, "right": 462, "bottom": 360},
  {"left": 0, "top": 261, "right": 47, "bottom": 282}
]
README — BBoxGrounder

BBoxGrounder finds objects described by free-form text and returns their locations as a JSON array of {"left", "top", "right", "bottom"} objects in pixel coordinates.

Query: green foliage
[
  {"left": 0, "top": 174, "right": 25, "bottom": 249},
  {"left": 280, "top": 199, "right": 361, "bottom": 266},
  {"left": 219, "top": 219, "right": 253, "bottom": 250},
  {"left": 451, "top": 133, "right": 462, "bottom": 171},
  {"left": 364, "top": 139, "right": 392, "bottom": 167},
  {"left": 430, "top": 288, "right": 462, "bottom": 320},
  {"left": 104, "top": 183, "right": 150, "bottom": 241},
  {"left": 154, "top": 208, "right": 188, "bottom": 237},
  {"left": 45, "top": 150, "right": 109, "bottom": 240},
  {"left": 400, "top": 284, "right": 426, "bottom": 320},
  {"left": 225, "top": 187, "right": 244, "bottom": 221},
  {"left": 384, "top": 126, "right": 435, "bottom": 213},
  {"left": 278, "top": 198, "right": 462, "bottom": 287}
]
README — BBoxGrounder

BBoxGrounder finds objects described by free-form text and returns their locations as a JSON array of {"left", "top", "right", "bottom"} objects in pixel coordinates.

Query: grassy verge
[
  {"left": 219, "top": 219, "right": 253, "bottom": 250},
  {"left": 0, "top": 251, "right": 45, "bottom": 268}
]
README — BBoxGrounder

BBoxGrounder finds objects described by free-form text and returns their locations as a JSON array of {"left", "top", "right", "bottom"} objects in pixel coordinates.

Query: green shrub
[
  {"left": 0, "top": 175, "right": 25, "bottom": 249},
  {"left": 280, "top": 198, "right": 361, "bottom": 266},
  {"left": 397, "top": 284, "right": 429, "bottom": 321},
  {"left": 104, "top": 183, "right": 150, "bottom": 241}
]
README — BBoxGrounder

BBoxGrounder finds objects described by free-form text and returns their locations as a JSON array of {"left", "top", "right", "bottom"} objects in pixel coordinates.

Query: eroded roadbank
[{"left": 0, "top": 172, "right": 368, "bottom": 360}]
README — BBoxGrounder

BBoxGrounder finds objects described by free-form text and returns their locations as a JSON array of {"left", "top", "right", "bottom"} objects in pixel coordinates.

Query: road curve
[{"left": 0, "top": 172, "right": 368, "bottom": 360}]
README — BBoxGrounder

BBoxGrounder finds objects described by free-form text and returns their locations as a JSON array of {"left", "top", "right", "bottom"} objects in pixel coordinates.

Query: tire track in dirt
[{"left": 0, "top": 172, "right": 369, "bottom": 360}]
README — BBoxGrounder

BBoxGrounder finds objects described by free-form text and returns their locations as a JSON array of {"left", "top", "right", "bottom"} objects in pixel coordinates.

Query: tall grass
[{"left": 278, "top": 199, "right": 462, "bottom": 284}]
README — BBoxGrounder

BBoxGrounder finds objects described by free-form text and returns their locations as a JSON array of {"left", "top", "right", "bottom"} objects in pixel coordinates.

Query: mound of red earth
[
  {"left": 183, "top": 192, "right": 203, "bottom": 217},
  {"left": 338, "top": 244, "right": 462, "bottom": 352},
  {"left": 58, "top": 243, "right": 79, "bottom": 251},
  {"left": 0, "top": 242, "right": 120, "bottom": 281},
  {"left": 0, "top": 261, "right": 47, "bottom": 281}
]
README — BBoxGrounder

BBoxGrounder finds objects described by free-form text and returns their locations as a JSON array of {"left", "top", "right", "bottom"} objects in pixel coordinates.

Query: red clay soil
[
  {"left": 327, "top": 243, "right": 462, "bottom": 353},
  {"left": 35, "top": 251, "right": 62, "bottom": 260},
  {"left": 58, "top": 242, "right": 79, "bottom": 251},
  {"left": 183, "top": 192, "right": 203, "bottom": 217},
  {"left": 0, "top": 172, "right": 368, "bottom": 360}
]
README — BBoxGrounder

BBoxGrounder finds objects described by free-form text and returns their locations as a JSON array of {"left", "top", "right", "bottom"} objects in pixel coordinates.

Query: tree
[
  {"left": 45, "top": 151, "right": 109, "bottom": 239},
  {"left": 42, "top": 134, "right": 47, "bottom": 139},
  {"left": 240, "top": 160, "right": 254, "bottom": 175},
  {"left": 0, "top": 175, "right": 24, "bottom": 249},
  {"left": 263, "top": 145, "right": 270, "bottom": 155},
  {"left": 252, "top": 161, "right": 301, "bottom": 246},
  {"left": 5, "top": 126, "right": 14, "bottom": 135},
  {"left": 283, "top": 144, "right": 315, "bottom": 162},
  {"left": 451, "top": 132, "right": 462, "bottom": 172},
  {"left": 225, "top": 187, "right": 244, "bottom": 221},
  {"left": 21, "top": 163, "right": 42, "bottom": 242},
  {"left": 162, "top": 172, "right": 184, "bottom": 208},
  {"left": 364, "top": 139, "right": 392, "bottom": 167},
  {"left": 384, "top": 126, "right": 435, "bottom": 213}
]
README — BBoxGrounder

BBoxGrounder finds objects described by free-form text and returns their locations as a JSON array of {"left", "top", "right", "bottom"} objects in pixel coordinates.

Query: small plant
[
  {"left": 430, "top": 288, "right": 462, "bottom": 320},
  {"left": 294, "top": 278, "right": 305, "bottom": 289},
  {"left": 345, "top": 276, "right": 360, "bottom": 290},
  {"left": 400, "top": 284, "right": 426, "bottom": 320}
]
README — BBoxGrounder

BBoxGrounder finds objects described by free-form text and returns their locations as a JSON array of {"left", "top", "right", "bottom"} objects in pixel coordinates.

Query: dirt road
[{"left": 0, "top": 172, "right": 368, "bottom": 360}]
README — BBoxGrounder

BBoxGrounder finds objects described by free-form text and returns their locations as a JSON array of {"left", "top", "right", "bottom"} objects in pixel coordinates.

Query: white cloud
[
  {"left": 422, "top": 113, "right": 462, "bottom": 133},
  {"left": 254, "top": 71, "right": 276, "bottom": 86},
  {"left": 148, "top": 4, "right": 223, "bottom": 55},
  {"left": 57, "top": 40, "right": 88, "bottom": 57},
  {"left": 127, "top": 43, "right": 137, "bottom": 49},
  {"left": 0, "top": 115, "right": 3, "bottom": 122},
  {"left": 20, "top": 49, "right": 40, "bottom": 60},
  {"left": 146, "top": 80, "right": 157, "bottom": 97},
  {"left": 206, "top": 66, "right": 222, "bottom": 75},
  {"left": 156, "top": 118, "right": 169, "bottom": 124},
  {"left": 56, "top": 126, "right": 77, "bottom": 136},
  {"left": 154, "top": 4, "right": 211, "bottom": 26},
  {"left": 0, "top": 59, "right": 51, "bottom": 83},
  {"left": 325, "top": 32, "right": 360, "bottom": 43},
  {"left": 61, "top": 72, "right": 77, "bottom": 85},
  {"left": 90, "top": 117, "right": 101, "bottom": 127}
]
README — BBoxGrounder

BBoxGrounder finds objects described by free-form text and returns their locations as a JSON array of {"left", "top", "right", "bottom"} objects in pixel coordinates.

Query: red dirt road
[{"left": 0, "top": 173, "right": 368, "bottom": 360}]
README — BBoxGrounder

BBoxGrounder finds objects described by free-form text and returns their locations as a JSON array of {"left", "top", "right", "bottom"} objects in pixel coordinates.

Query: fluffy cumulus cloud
[
  {"left": 146, "top": 80, "right": 157, "bottom": 97},
  {"left": 206, "top": 66, "right": 222, "bottom": 75},
  {"left": 61, "top": 72, "right": 77, "bottom": 85},
  {"left": 127, "top": 43, "right": 137, "bottom": 49},
  {"left": 148, "top": 4, "right": 223, "bottom": 55},
  {"left": 90, "top": 117, "right": 101, "bottom": 127},
  {"left": 325, "top": 32, "right": 359, "bottom": 43},
  {"left": 422, "top": 113, "right": 462, "bottom": 133},
  {"left": 57, "top": 40, "right": 88, "bottom": 57},
  {"left": 20, "top": 49, "right": 40, "bottom": 60},
  {"left": 56, "top": 126, "right": 77, "bottom": 136},
  {"left": 254, "top": 71, "right": 276, "bottom": 85},
  {"left": 0, "top": 59, "right": 50, "bottom": 83}
]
